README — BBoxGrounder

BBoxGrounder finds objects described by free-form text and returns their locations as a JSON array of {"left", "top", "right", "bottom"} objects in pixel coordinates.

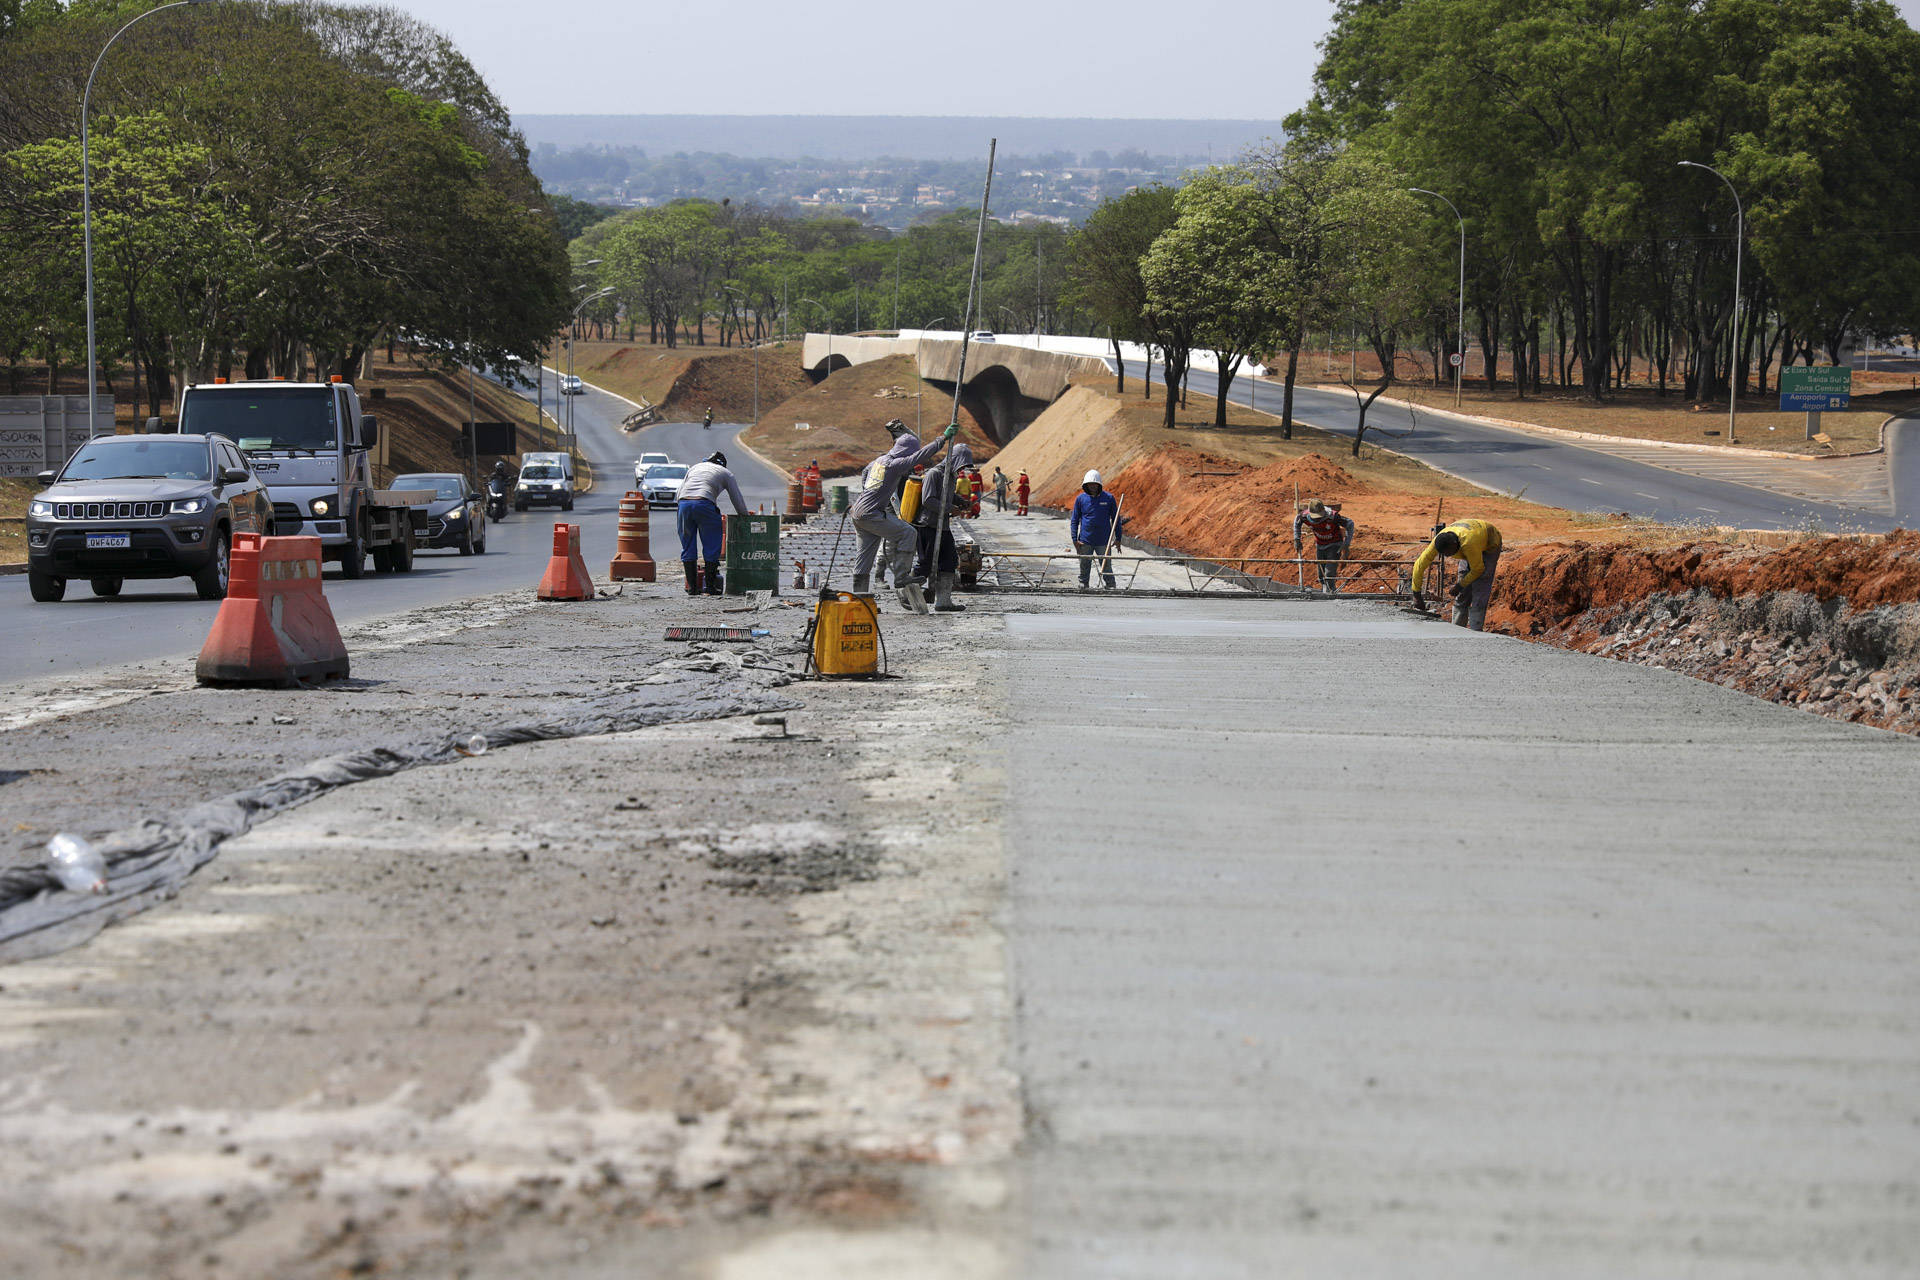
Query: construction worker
[
  {"left": 1411, "top": 518, "right": 1504, "bottom": 630},
  {"left": 675, "top": 450, "right": 749, "bottom": 596},
  {"left": 992, "top": 466, "right": 1010, "bottom": 512},
  {"left": 912, "top": 443, "right": 974, "bottom": 612},
  {"left": 702, "top": 406, "right": 713, "bottom": 430},
  {"left": 1070, "top": 470, "right": 1126, "bottom": 590},
  {"left": 1293, "top": 499, "right": 1355, "bottom": 594},
  {"left": 851, "top": 418, "right": 953, "bottom": 609},
  {"left": 1016, "top": 469, "right": 1030, "bottom": 516}
]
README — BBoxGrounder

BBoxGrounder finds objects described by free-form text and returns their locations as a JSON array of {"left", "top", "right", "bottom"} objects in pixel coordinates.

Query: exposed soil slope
[
  {"left": 566, "top": 340, "right": 813, "bottom": 423},
  {"left": 1487, "top": 535, "right": 1920, "bottom": 733},
  {"left": 360, "top": 363, "right": 536, "bottom": 485},
  {"left": 745, "top": 355, "right": 996, "bottom": 477}
]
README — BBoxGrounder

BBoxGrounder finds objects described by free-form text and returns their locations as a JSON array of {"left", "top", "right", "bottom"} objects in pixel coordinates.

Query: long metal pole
[
  {"left": 1680, "top": 161, "right": 1744, "bottom": 444},
  {"left": 82, "top": 0, "right": 206, "bottom": 438},
  {"left": 933, "top": 139, "right": 998, "bottom": 577},
  {"left": 1410, "top": 189, "right": 1464, "bottom": 407}
]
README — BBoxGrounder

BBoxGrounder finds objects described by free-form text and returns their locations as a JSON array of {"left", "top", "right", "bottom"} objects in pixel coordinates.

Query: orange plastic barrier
[
  {"left": 195, "top": 533, "right": 349, "bottom": 687},
  {"left": 538, "top": 522, "right": 595, "bottom": 600},
  {"left": 609, "top": 491, "right": 657, "bottom": 582}
]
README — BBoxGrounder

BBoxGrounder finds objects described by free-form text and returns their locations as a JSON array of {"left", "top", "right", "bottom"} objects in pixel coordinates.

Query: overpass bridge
[{"left": 800, "top": 330, "right": 1111, "bottom": 444}]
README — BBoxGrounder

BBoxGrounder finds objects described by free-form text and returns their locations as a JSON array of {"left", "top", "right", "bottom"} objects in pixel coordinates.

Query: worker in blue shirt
[{"left": 1069, "top": 470, "right": 1126, "bottom": 590}]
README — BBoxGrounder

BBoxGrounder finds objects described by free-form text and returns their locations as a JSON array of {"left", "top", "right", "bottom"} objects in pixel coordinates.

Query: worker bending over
[
  {"left": 850, "top": 418, "right": 954, "bottom": 609},
  {"left": 1293, "top": 499, "right": 1355, "bottom": 593},
  {"left": 1411, "top": 518, "right": 1503, "bottom": 630},
  {"left": 674, "top": 451, "right": 749, "bottom": 596},
  {"left": 1070, "top": 470, "right": 1126, "bottom": 590}
]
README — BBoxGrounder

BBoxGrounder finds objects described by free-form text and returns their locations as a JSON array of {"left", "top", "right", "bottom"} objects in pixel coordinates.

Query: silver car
[
  {"left": 642, "top": 463, "right": 688, "bottom": 508},
  {"left": 25, "top": 433, "right": 272, "bottom": 602}
]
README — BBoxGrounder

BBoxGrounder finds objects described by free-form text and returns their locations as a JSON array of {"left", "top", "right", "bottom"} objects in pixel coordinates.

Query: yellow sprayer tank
[
  {"left": 898, "top": 474, "right": 923, "bottom": 525},
  {"left": 812, "top": 591, "right": 882, "bottom": 677}
]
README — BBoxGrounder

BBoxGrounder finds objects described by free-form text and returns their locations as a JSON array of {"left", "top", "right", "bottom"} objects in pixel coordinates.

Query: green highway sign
[{"left": 1779, "top": 365, "right": 1852, "bottom": 411}]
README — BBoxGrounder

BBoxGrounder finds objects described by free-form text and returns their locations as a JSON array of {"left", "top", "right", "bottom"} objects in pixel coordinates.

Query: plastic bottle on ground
[{"left": 47, "top": 833, "right": 107, "bottom": 895}]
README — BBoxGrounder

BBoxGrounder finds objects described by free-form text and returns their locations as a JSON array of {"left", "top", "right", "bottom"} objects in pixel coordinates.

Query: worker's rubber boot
[
  {"left": 703, "top": 562, "right": 724, "bottom": 595},
  {"left": 898, "top": 582, "right": 929, "bottom": 615},
  {"left": 933, "top": 573, "right": 965, "bottom": 612},
  {"left": 682, "top": 561, "right": 700, "bottom": 596},
  {"left": 851, "top": 572, "right": 870, "bottom": 594}
]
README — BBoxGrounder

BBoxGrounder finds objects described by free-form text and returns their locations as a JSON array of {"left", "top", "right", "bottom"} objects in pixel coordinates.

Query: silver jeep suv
[{"left": 25, "top": 433, "right": 272, "bottom": 603}]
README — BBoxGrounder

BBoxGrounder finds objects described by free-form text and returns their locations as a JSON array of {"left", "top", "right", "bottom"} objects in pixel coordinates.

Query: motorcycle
[{"left": 485, "top": 474, "right": 510, "bottom": 522}]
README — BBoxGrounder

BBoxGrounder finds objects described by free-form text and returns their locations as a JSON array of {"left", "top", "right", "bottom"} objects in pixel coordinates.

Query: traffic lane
[
  {"left": 0, "top": 509, "right": 560, "bottom": 683},
  {"left": 1128, "top": 359, "right": 1896, "bottom": 532},
  {"left": 497, "top": 371, "right": 786, "bottom": 575}
]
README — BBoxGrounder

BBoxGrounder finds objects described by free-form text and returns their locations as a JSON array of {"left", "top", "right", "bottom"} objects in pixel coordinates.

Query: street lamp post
[
  {"left": 724, "top": 286, "right": 758, "bottom": 425},
  {"left": 566, "top": 287, "right": 613, "bottom": 467},
  {"left": 82, "top": 0, "right": 215, "bottom": 437},
  {"left": 1409, "top": 188, "right": 1465, "bottom": 409},
  {"left": 1679, "top": 160, "right": 1745, "bottom": 444}
]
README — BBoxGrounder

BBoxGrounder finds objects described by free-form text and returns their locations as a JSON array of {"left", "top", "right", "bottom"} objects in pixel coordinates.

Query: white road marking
[
  {"left": 1579, "top": 478, "right": 1603, "bottom": 485},
  {"left": 1635, "top": 492, "right": 1662, "bottom": 500}
]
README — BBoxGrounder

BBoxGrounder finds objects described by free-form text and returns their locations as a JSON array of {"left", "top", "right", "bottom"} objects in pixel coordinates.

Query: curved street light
[
  {"left": 563, "top": 287, "right": 614, "bottom": 459},
  {"left": 1680, "top": 160, "right": 1744, "bottom": 444},
  {"left": 83, "top": 0, "right": 217, "bottom": 436},
  {"left": 1409, "top": 188, "right": 1465, "bottom": 409}
]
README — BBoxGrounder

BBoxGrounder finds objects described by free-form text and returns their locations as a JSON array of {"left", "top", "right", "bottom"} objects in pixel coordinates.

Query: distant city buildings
[{"left": 529, "top": 143, "right": 1199, "bottom": 229}]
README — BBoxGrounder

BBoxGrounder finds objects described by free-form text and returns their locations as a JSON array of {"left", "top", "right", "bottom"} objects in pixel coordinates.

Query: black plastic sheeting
[{"left": 0, "top": 674, "right": 798, "bottom": 964}]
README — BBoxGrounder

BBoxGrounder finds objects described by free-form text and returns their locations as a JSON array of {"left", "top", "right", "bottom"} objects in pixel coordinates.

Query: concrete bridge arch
[{"left": 801, "top": 333, "right": 1107, "bottom": 445}]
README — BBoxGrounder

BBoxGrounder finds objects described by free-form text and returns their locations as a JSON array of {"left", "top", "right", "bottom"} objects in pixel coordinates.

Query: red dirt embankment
[
  {"left": 1488, "top": 535, "right": 1920, "bottom": 634},
  {"left": 1088, "top": 444, "right": 1607, "bottom": 561},
  {"left": 1486, "top": 534, "right": 1920, "bottom": 733}
]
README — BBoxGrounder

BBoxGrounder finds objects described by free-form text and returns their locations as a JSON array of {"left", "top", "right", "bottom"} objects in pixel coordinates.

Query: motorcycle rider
[{"left": 485, "top": 460, "right": 513, "bottom": 519}]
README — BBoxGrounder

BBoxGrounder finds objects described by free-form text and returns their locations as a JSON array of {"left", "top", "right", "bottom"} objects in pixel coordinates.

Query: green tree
[{"left": 1064, "top": 186, "right": 1178, "bottom": 395}]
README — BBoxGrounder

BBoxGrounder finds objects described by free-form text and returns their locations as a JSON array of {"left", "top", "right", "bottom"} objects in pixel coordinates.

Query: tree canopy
[{"left": 0, "top": 0, "right": 570, "bottom": 409}]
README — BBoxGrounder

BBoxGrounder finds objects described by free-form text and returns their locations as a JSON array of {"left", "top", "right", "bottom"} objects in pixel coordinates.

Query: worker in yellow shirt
[{"left": 1410, "top": 518, "right": 1503, "bottom": 630}]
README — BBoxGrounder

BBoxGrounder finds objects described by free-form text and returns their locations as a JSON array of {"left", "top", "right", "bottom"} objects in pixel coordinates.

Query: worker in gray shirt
[
  {"left": 675, "top": 451, "right": 749, "bottom": 596},
  {"left": 850, "top": 418, "right": 953, "bottom": 610}
]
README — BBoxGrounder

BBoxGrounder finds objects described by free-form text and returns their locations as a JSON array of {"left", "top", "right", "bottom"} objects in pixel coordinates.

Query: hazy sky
[{"left": 395, "top": 0, "right": 1920, "bottom": 123}]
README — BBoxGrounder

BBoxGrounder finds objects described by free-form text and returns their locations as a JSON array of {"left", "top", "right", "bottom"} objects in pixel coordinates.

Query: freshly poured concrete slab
[{"left": 1003, "top": 598, "right": 1920, "bottom": 1278}]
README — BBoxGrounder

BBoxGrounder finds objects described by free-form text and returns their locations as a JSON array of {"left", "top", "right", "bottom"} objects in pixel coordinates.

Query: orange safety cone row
[
  {"left": 195, "top": 533, "right": 350, "bottom": 687},
  {"left": 608, "top": 491, "right": 657, "bottom": 582},
  {"left": 538, "top": 522, "right": 595, "bottom": 600}
]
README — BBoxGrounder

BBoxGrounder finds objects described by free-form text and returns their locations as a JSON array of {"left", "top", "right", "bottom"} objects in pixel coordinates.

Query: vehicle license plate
[{"left": 86, "top": 533, "right": 131, "bottom": 550}]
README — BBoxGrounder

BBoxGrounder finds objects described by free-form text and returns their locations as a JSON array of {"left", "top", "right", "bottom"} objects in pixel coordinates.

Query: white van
[{"left": 515, "top": 452, "right": 575, "bottom": 511}]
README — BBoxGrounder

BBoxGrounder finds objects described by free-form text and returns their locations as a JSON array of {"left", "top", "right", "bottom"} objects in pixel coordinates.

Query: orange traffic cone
[
  {"left": 608, "top": 491, "right": 656, "bottom": 582},
  {"left": 196, "top": 534, "right": 350, "bottom": 686},
  {"left": 538, "top": 522, "right": 595, "bottom": 600}
]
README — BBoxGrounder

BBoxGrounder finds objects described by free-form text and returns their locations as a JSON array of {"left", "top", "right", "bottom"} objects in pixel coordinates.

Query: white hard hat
[{"left": 1083, "top": 470, "right": 1103, "bottom": 486}]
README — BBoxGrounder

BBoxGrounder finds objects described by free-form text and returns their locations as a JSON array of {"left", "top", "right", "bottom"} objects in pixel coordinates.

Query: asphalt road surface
[
  {"left": 0, "top": 372, "right": 785, "bottom": 685},
  {"left": 1006, "top": 597, "right": 1920, "bottom": 1276},
  {"left": 1123, "top": 359, "right": 1902, "bottom": 532}
]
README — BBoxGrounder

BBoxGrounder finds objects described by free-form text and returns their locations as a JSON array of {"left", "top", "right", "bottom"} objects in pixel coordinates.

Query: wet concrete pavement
[{"left": 1002, "top": 597, "right": 1920, "bottom": 1277}]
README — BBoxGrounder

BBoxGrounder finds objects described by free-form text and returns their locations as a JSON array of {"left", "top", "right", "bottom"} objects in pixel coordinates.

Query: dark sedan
[{"left": 391, "top": 472, "right": 487, "bottom": 555}]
